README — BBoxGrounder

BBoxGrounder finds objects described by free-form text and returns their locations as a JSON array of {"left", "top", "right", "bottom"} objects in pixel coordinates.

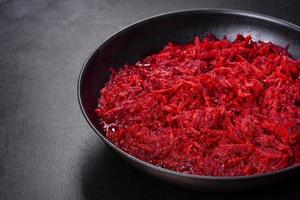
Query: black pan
[{"left": 78, "top": 9, "right": 300, "bottom": 191}]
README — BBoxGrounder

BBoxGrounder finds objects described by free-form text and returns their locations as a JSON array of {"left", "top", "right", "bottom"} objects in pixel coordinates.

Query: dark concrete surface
[{"left": 0, "top": 0, "right": 300, "bottom": 199}]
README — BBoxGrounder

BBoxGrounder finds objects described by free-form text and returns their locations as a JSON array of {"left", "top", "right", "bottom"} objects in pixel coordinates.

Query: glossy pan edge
[{"left": 77, "top": 9, "right": 300, "bottom": 190}]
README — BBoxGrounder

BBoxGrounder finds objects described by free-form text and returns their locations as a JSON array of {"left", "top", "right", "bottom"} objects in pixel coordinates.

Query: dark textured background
[{"left": 1, "top": 0, "right": 300, "bottom": 199}]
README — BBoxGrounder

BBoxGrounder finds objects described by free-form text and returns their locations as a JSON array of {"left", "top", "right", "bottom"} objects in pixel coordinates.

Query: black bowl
[{"left": 78, "top": 9, "right": 300, "bottom": 191}]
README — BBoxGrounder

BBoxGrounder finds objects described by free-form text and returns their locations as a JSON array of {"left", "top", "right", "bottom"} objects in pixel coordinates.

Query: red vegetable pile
[{"left": 96, "top": 34, "right": 300, "bottom": 176}]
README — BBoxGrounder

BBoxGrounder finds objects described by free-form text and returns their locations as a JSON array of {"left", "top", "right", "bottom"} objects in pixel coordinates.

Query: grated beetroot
[{"left": 96, "top": 34, "right": 300, "bottom": 176}]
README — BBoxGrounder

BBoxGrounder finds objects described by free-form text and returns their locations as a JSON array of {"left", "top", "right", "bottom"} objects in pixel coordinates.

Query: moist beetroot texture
[{"left": 96, "top": 34, "right": 300, "bottom": 176}]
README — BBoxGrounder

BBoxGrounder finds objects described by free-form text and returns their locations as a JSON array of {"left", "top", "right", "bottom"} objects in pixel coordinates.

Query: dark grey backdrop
[{"left": 1, "top": 0, "right": 300, "bottom": 199}]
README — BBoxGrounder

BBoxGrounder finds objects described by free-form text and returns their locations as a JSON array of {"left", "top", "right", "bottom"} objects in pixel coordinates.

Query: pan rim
[{"left": 77, "top": 8, "right": 300, "bottom": 181}]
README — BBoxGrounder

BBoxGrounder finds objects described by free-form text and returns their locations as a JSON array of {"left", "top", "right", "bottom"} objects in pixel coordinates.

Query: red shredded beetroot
[{"left": 96, "top": 34, "right": 300, "bottom": 176}]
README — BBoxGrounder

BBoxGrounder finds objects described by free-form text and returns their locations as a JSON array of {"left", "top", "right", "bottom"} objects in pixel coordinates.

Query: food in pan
[{"left": 96, "top": 34, "right": 300, "bottom": 176}]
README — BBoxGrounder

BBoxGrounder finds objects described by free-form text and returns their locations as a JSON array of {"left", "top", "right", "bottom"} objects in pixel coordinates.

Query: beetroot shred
[{"left": 96, "top": 34, "right": 300, "bottom": 176}]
